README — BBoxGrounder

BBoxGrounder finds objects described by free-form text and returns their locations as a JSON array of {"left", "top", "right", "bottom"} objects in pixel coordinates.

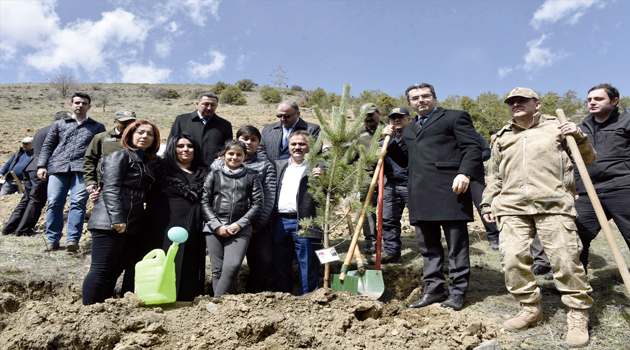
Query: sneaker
[
  {"left": 503, "top": 302, "right": 543, "bottom": 332},
  {"left": 488, "top": 239, "right": 499, "bottom": 251},
  {"left": 65, "top": 240, "right": 79, "bottom": 252},
  {"left": 566, "top": 308, "right": 589, "bottom": 347},
  {"left": 40, "top": 242, "right": 60, "bottom": 252},
  {"left": 531, "top": 264, "right": 551, "bottom": 276}
]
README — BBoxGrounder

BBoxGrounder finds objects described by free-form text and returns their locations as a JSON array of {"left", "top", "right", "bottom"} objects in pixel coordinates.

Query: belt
[{"left": 278, "top": 212, "right": 298, "bottom": 219}]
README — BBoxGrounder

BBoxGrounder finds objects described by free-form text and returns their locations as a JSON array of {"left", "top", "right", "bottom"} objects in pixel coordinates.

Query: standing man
[
  {"left": 356, "top": 103, "right": 384, "bottom": 254},
  {"left": 38, "top": 93, "right": 106, "bottom": 252},
  {"left": 169, "top": 92, "right": 232, "bottom": 166},
  {"left": 481, "top": 87, "right": 594, "bottom": 347},
  {"left": 379, "top": 107, "right": 412, "bottom": 263},
  {"left": 273, "top": 130, "right": 323, "bottom": 295},
  {"left": 469, "top": 131, "right": 500, "bottom": 250},
  {"left": 575, "top": 83, "right": 630, "bottom": 272},
  {"left": 84, "top": 109, "right": 137, "bottom": 201},
  {"left": 384, "top": 83, "right": 482, "bottom": 311},
  {"left": 0, "top": 137, "right": 33, "bottom": 195},
  {"left": 2, "top": 111, "right": 69, "bottom": 236},
  {"left": 259, "top": 101, "right": 320, "bottom": 162}
]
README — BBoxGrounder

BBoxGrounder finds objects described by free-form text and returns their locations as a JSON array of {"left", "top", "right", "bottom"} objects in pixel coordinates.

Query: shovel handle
[
  {"left": 346, "top": 216, "right": 365, "bottom": 274},
  {"left": 340, "top": 135, "right": 391, "bottom": 281},
  {"left": 557, "top": 109, "right": 630, "bottom": 296},
  {"left": 10, "top": 171, "right": 24, "bottom": 194}
]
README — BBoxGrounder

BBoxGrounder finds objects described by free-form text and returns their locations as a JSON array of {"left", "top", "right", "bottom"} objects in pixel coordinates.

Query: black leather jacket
[
  {"left": 201, "top": 167, "right": 263, "bottom": 232},
  {"left": 87, "top": 149, "right": 155, "bottom": 234}
]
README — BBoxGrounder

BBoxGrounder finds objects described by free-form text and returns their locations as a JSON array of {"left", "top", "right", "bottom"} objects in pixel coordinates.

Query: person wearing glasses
[
  {"left": 259, "top": 101, "right": 320, "bottom": 162},
  {"left": 169, "top": 92, "right": 233, "bottom": 166},
  {"left": 383, "top": 83, "right": 482, "bottom": 311}
]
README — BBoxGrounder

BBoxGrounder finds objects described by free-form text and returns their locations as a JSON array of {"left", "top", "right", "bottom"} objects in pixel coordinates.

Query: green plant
[
  {"left": 167, "top": 89, "right": 181, "bottom": 99},
  {"left": 236, "top": 79, "right": 255, "bottom": 92},
  {"left": 259, "top": 86, "right": 282, "bottom": 104},
  {"left": 291, "top": 85, "right": 303, "bottom": 92},
  {"left": 211, "top": 81, "right": 228, "bottom": 95},
  {"left": 220, "top": 85, "right": 247, "bottom": 105},
  {"left": 309, "top": 87, "right": 330, "bottom": 109}
]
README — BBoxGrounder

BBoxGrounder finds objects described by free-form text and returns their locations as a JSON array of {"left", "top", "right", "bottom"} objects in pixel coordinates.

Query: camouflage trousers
[{"left": 498, "top": 214, "right": 593, "bottom": 309}]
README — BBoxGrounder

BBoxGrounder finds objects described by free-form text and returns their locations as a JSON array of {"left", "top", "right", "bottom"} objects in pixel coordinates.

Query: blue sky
[{"left": 1, "top": 0, "right": 627, "bottom": 99}]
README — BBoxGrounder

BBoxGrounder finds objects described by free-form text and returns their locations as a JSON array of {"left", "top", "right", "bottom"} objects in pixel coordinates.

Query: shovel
[
  {"left": 557, "top": 109, "right": 630, "bottom": 296},
  {"left": 331, "top": 136, "right": 390, "bottom": 297},
  {"left": 330, "top": 216, "right": 384, "bottom": 298}
]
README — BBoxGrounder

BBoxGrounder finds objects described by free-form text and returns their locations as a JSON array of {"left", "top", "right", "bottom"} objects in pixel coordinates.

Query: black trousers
[
  {"left": 576, "top": 189, "right": 630, "bottom": 270},
  {"left": 469, "top": 180, "right": 499, "bottom": 241},
  {"left": 2, "top": 170, "right": 47, "bottom": 235},
  {"left": 245, "top": 227, "right": 274, "bottom": 293},
  {"left": 414, "top": 220, "right": 470, "bottom": 295}
]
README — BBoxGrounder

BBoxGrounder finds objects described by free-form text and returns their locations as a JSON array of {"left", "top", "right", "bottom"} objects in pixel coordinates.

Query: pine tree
[{"left": 300, "top": 84, "right": 383, "bottom": 287}]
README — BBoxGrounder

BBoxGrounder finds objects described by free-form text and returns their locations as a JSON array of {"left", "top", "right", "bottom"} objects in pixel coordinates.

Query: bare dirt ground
[{"left": 1, "top": 83, "right": 630, "bottom": 349}]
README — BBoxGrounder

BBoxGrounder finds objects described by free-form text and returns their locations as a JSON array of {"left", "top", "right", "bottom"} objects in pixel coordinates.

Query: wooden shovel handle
[
  {"left": 10, "top": 171, "right": 24, "bottom": 193},
  {"left": 340, "top": 135, "right": 390, "bottom": 280},
  {"left": 557, "top": 109, "right": 630, "bottom": 296},
  {"left": 346, "top": 215, "right": 365, "bottom": 274}
]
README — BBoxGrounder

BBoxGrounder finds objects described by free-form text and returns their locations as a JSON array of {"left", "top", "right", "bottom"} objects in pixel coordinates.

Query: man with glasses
[
  {"left": 383, "top": 83, "right": 481, "bottom": 311},
  {"left": 169, "top": 92, "right": 233, "bottom": 166},
  {"left": 259, "top": 101, "right": 320, "bottom": 162}
]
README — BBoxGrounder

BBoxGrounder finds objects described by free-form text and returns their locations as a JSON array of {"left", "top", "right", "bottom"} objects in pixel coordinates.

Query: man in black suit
[
  {"left": 2, "top": 111, "right": 70, "bottom": 236},
  {"left": 169, "top": 92, "right": 233, "bottom": 166},
  {"left": 259, "top": 101, "right": 320, "bottom": 162},
  {"left": 384, "top": 83, "right": 482, "bottom": 310}
]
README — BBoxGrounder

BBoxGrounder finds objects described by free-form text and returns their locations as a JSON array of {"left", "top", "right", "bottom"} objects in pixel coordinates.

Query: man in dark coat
[
  {"left": 169, "top": 92, "right": 233, "bottom": 166},
  {"left": 384, "top": 83, "right": 482, "bottom": 311},
  {"left": 259, "top": 100, "right": 320, "bottom": 162},
  {"left": 2, "top": 111, "right": 69, "bottom": 236}
]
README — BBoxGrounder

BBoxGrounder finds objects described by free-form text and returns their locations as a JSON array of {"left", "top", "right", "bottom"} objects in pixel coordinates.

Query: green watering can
[{"left": 134, "top": 226, "right": 188, "bottom": 305}]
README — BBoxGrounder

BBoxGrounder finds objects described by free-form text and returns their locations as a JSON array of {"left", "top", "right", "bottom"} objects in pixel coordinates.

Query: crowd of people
[{"left": 1, "top": 82, "right": 628, "bottom": 347}]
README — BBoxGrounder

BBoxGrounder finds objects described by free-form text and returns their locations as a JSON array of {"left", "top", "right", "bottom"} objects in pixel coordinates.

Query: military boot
[
  {"left": 503, "top": 302, "right": 543, "bottom": 332},
  {"left": 566, "top": 308, "right": 589, "bottom": 347}
]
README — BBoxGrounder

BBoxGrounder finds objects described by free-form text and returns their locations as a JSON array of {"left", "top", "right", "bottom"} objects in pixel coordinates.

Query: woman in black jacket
[
  {"left": 143, "top": 133, "right": 209, "bottom": 301},
  {"left": 202, "top": 140, "right": 263, "bottom": 297},
  {"left": 82, "top": 120, "right": 159, "bottom": 305}
]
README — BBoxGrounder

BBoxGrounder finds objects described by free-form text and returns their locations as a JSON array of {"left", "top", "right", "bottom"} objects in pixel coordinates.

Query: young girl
[{"left": 201, "top": 140, "right": 263, "bottom": 297}]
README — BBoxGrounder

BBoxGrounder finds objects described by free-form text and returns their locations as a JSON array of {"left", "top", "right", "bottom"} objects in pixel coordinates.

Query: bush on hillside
[
  {"left": 236, "top": 79, "right": 255, "bottom": 92},
  {"left": 291, "top": 85, "right": 303, "bottom": 92},
  {"left": 150, "top": 88, "right": 180, "bottom": 99},
  {"left": 260, "top": 86, "right": 282, "bottom": 104},
  {"left": 220, "top": 85, "right": 247, "bottom": 105},
  {"left": 309, "top": 87, "right": 330, "bottom": 109},
  {"left": 210, "top": 81, "right": 228, "bottom": 95}
]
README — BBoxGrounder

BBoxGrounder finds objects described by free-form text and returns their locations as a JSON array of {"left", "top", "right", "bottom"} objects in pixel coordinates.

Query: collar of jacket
[
  {"left": 272, "top": 118, "right": 304, "bottom": 130},
  {"left": 108, "top": 127, "right": 122, "bottom": 138},
  {"left": 584, "top": 106, "right": 621, "bottom": 126},
  {"left": 191, "top": 111, "right": 216, "bottom": 122},
  {"left": 244, "top": 153, "right": 259, "bottom": 164},
  {"left": 509, "top": 111, "right": 544, "bottom": 130},
  {"left": 64, "top": 116, "right": 96, "bottom": 124}
]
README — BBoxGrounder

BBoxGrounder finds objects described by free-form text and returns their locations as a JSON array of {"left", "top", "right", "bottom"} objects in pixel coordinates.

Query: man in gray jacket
[{"left": 38, "top": 92, "right": 106, "bottom": 252}]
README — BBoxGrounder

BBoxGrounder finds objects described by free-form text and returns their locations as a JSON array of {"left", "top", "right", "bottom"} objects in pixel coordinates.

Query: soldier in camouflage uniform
[{"left": 481, "top": 87, "right": 595, "bottom": 347}]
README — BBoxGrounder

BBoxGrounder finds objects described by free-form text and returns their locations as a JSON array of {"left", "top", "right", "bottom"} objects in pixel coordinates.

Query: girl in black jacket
[
  {"left": 201, "top": 140, "right": 263, "bottom": 297},
  {"left": 82, "top": 120, "right": 159, "bottom": 305}
]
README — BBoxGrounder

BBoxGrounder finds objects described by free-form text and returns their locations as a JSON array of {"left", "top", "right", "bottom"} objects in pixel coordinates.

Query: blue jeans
[
  {"left": 272, "top": 216, "right": 320, "bottom": 295},
  {"left": 45, "top": 172, "right": 88, "bottom": 244},
  {"left": 0, "top": 178, "right": 21, "bottom": 196}
]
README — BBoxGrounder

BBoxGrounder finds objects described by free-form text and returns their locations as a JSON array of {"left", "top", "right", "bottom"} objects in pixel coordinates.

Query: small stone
[
  {"left": 391, "top": 329, "right": 399, "bottom": 336},
  {"left": 206, "top": 303, "right": 218, "bottom": 313}
]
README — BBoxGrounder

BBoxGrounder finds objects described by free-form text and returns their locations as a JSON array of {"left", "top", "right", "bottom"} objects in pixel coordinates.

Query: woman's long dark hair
[{"left": 163, "top": 133, "right": 204, "bottom": 173}]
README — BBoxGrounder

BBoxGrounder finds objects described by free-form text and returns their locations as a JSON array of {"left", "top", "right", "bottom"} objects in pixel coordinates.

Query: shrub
[
  {"left": 166, "top": 89, "right": 181, "bottom": 99},
  {"left": 309, "top": 87, "right": 330, "bottom": 109},
  {"left": 50, "top": 73, "right": 77, "bottom": 98},
  {"left": 92, "top": 84, "right": 103, "bottom": 91},
  {"left": 259, "top": 86, "right": 282, "bottom": 104},
  {"left": 236, "top": 79, "right": 255, "bottom": 92},
  {"left": 210, "top": 81, "right": 228, "bottom": 95},
  {"left": 291, "top": 85, "right": 303, "bottom": 92},
  {"left": 220, "top": 85, "right": 247, "bottom": 105},
  {"left": 190, "top": 88, "right": 205, "bottom": 99},
  {"left": 45, "top": 90, "right": 59, "bottom": 100},
  {"left": 150, "top": 87, "right": 169, "bottom": 99}
]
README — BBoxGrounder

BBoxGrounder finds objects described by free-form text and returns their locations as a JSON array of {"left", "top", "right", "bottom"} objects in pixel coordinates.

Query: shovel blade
[
  {"left": 347, "top": 269, "right": 385, "bottom": 299},
  {"left": 331, "top": 274, "right": 359, "bottom": 295}
]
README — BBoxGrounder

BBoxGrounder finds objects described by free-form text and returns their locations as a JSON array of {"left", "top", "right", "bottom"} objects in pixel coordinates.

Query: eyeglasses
[
  {"left": 409, "top": 94, "right": 434, "bottom": 102},
  {"left": 277, "top": 112, "right": 297, "bottom": 119}
]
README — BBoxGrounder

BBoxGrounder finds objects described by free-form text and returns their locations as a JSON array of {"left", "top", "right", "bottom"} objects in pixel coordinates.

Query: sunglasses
[{"left": 277, "top": 112, "right": 296, "bottom": 119}]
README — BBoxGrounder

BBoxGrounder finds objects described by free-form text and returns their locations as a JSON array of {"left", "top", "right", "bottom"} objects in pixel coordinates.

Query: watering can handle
[{"left": 142, "top": 249, "right": 165, "bottom": 261}]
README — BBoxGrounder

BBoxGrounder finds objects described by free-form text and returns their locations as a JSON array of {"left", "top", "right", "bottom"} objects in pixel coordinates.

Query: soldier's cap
[
  {"left": 113, "top": 109, "right": 137, "bottom": 122},
  {"left": 388, "top": 107, "right": 410, "bottom": 118},
  {"left": 19, "top": 136, "right": 34, "bottom": 143},
  {"left": 504, "top": 87, "right": 539, "bottom": 104},
  {"left": 360, "top": 103, "right": 379, "bottom": 115}
]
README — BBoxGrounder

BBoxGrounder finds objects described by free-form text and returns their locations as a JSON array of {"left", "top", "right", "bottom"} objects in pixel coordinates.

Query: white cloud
[
  {"left": 530, "top": 0, "right": 600, "bottom": 29},
  {"left": 155, "top": 39, "right": 172, "bottom": 58},
  {"left": 497, "top": 34, "right": 568, "bottom": 78},
  {"left": 162, "top": 0, "right": 220, "bottom": 26},
  {"left": 0, "top": 0, "right": 60, "bottom": 60},
  {"left": 167, "top": 21, "right": 179, "bottom": 32},
  {"left": 187, "top": 51, "right": 226, "bottom": 79},
  {"left": 24, "top": 8, "right": 151, "bottom": 74},
  {"left": 236, "top": 53, "right": 250, "bottom": 71},
  {"left": 119, "top": 61, "right": 171, "bottom": 83}
]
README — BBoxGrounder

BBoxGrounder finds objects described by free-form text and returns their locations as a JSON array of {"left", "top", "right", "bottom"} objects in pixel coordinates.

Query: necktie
[
  {"left": 418, "top": 116, "right": 428, "bottom": 128},
  {"left": 282, "top": 127, "right": 290, "bottom": 150}
]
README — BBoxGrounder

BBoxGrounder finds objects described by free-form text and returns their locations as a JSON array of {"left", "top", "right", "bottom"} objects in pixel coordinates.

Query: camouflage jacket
[{"left": 481, "top": 112, "right": 595, "bottom": 218}]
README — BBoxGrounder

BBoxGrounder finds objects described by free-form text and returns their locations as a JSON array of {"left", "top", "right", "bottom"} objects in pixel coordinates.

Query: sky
[{"left": 1, "top": 0, "right": 628, "bottom": 99}]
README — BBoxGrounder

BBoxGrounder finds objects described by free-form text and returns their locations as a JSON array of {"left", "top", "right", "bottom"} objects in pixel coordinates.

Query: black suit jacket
[
  {"left": 25, "top": 125, "right": 52, "bottom": 173},
  {"left": 388, "top": 107, "right": 481, "bottom": 223},
  {"left": 169, "top": 111, "right": 233, "bottom": 166},
  {"left": 259, "top": 119, "right": 321, "bottom": 162}
]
